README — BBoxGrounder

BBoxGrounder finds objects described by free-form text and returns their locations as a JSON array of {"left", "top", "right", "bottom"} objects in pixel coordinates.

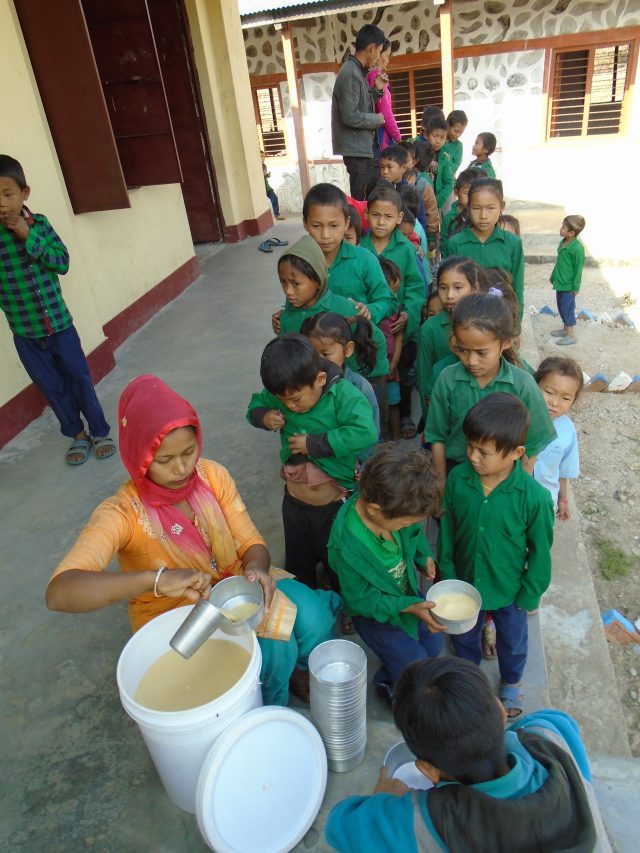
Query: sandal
[
  {"left": 92, "top": 436, "right": 117, "bottom": 460},
  {"left": 499, "top": 682, "right": 524, "bottom": 719},
  {"left": 289, "top": 667, "right": 310, "bottom": 704},
  {"left": 400, "top": 417, "right": 417, "bottom": 440},
  {"left": 258, "top": 241, "right": 273, "bottom": 253},
  {"left": 482, "top": 618, "right": 498, "bottom": 659},
  {"left": 340, "top": 613, "right": 356, "bottom": 635},
  {"left": 65, "top": 436, "right": 92, "bottom": 465},
  {"left": 267, "top": 238, "right": 288, "bottom": 247}
]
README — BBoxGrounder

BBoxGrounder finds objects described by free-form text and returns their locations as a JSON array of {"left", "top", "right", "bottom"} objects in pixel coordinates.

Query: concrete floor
[{"left": 0, "top": 219, "right": 635, "bottom": 852}]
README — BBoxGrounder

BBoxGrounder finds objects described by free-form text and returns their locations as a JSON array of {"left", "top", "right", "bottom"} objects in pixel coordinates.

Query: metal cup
[{"left": 169, "top": 598, "right": 225, "bottom": 659}]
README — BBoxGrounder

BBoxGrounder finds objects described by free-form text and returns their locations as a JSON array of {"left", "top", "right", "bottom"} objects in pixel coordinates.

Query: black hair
[
  {"left": 436, "top": 256, "right": 488, "bottom": 292},
  {"left": 452, "top": 292, "right": 521, "bottom": 366},
  {"left": 0, "top": 155, "right": 27, "bottom": 190},
  {"left": 359, "top": 443, "right": 440, "bottom": 518},
  {"left": 398, "top": 140, "right": 416, "bottom": 159},
  {"left": 564, "top": 214, "right": 586, "bottom": 236},
  {"left": 401, "top": 207, "right": 416, "bottom": 226},
  {"left": 367, "top": 184, "right": 403, "bottom": 213},
  {"left": 463, "top": 392, "right": 529, "bottom": 453},
  {"left": 300, "top": 311, "right": 377, "bottom": 374},
  {"left": 405, "top": 168, "right": 418, "bottom": 183},
  {"left": 534, "top": 355, "right": 584, "bottom": 400},
  {"left": 378, "top": 257, "right": 401, "bottom": 288},
  {"left": 364, "top": 177, "right": 394, "bottom": 200},
  {"left": 414, "top": 141, "right": 434, "bottom": 172},
  {"left": 397, "top": 184, "right": 420, "bottom": 218},
  {"left": 303, "top": 183, "right": 349, "bottom": 221},
  {"left": 382, "top": 38, "right": 392, "bottom": 52},
  {"left": 421, "top": 106, "right": 445, "bottom": 128},
  {"left": 346, "top": 204, "right": 363, "bottom": 242},
  {"left": 455, "top": 168, "right": 479, "bottom": 191},
  {"left": 260, "top": 334, "right": 323, "bottom": 395},
  {"left": 500, "top": 213, "right": 521, "bottom": 236},
  {"left": 447, "top": 110, "right": 468, "bottom": 127},
  {"left": 355, "top": 24, "right": 385, "bottom": 52},
  {"left": 277, "top": 254, "right": 322, "bottom": 287},
  {"left": 380, "top": 144, "right": 409, "bottom": 167},
  {"left": 476, "top": 131, "right": 497, "bottom": 155},
  {"left": 467, "top": 177, "right": 504, "bottom": 206},
  {"left": 425, "top": 116, "right": 448, "bottom": 135},
  {"left": 393, "top": 658, "right": 507, "bottom": 785}
]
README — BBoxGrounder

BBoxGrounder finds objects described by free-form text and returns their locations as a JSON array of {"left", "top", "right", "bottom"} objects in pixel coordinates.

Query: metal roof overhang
[{"left": 238, "top": 0, "right": 440, "bottom": 30}]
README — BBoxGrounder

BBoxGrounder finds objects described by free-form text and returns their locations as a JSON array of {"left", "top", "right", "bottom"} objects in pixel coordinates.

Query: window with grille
[
  {"left": 387, "top": 67, "right": 443, "bottom": 138},
  {"left": 254, "top": 85, "right": 287, "bottom": 156},
  {"left": 548, "top": 43, "right": 632, "bottom": 139}
]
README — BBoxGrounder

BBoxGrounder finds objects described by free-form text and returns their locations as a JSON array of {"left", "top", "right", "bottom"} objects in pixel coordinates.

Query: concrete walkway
[{"left": 0, "top": 219, "right": 636, "bottom": 851}]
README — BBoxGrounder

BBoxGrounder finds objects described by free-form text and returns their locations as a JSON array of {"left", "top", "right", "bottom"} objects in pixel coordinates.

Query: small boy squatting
[{"left": 0, "top": 154, "right": 115, "bottom": 465}]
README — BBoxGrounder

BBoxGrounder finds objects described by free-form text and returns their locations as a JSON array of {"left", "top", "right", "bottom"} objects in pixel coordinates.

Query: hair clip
[{"left": 487, "top": 287, "right": 503, "bottom": 298}]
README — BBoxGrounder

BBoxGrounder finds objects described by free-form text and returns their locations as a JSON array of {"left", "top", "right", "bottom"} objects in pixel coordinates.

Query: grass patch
[{"left": 596, "top": 539, "right": 636, "bottom": 581}]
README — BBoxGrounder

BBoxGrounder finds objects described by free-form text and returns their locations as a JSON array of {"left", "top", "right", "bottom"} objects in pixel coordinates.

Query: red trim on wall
[
  {"left": 0, "top": 255, "right": 199, "bottom": 449},
  {"left": 223, "top": 207, "right": 273, "bottom": 243}
]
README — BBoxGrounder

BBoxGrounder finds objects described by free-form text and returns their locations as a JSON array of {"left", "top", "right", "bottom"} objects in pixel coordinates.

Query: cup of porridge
[{"left": 426, "top": 579, "right": 481, "bottom": 634}]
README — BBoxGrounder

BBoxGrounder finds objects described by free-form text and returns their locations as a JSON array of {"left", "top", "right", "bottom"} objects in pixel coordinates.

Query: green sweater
[
  {"left": 550, "top": 238, "right": 585, "bottom": 293},
  {"left": 328, "top": 240, "right": 396, "bottom": 324},
  {"left": 416, "top": 310, "right": 452, "bottom": 414},
  {"left": 425, "top": 357, "right": 556, "bottom": 463},
  {"left": 328, "top": 494, "right": 433, "bottom": 638},
  {"left": 469, "top": 158, "right": 496, "bottom": 178},
  {"left": 246, "top": 376, "right": 377, "bottom": 490},
  {"left": 442, "top": 138, "right": 463, "bottom": 174},
  {"left": 439, "top": 460, "right": 554, "bottom": 611},
  {"left": 279, "top": 290, "right": 389, "bottom": 378},
  {"left": 360, "top": 228, "right": 424, "bottom": 343},
  {"left": 434, "top": 148, "right": 455, "bottom": 209}
]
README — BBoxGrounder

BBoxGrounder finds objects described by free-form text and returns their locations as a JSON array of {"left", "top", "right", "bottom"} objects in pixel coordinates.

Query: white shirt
[{"left": 534, "top": 415, "right": 579, "bottom": 505}]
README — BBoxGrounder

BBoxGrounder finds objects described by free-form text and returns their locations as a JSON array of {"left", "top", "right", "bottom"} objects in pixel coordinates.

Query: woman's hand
[
  {"left": 244, "top": 566, "right": 276, "bottom": 610},
  {"left": 156, "top": 568, "right": 212, "bottom": 602},
  {"left": 403, "top": 600, "right": 447, "bottom": 633}
]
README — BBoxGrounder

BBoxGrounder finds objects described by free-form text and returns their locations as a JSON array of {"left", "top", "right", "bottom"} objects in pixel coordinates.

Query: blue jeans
[
  {"left": 352, "top": 614, "right": 443, "bottom": 686},
  {"left": 13, "top": 325, "right": 110, "bottom": 438},
  {"left": 451, "top": 602, "right": 528, "bottom": 685},
  {"left": 556, "top": 291, "right": 576, "bottom": 327},
  {"left": 267, "top": 188, "right": 280, "bottom": 217}
]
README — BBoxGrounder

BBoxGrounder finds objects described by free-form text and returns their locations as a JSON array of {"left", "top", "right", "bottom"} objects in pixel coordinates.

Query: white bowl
[{"left": 426, "top": 579, "right": 481, "bottom": 634}]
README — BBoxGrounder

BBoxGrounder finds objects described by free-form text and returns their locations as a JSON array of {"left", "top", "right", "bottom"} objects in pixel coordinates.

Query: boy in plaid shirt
[{"left": 0, "top": 155, "right": 115, "bottom": 464}]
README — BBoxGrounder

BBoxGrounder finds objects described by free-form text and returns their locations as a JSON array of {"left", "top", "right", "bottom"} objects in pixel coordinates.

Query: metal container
[
  {"left": 426, "top": 579, "right": 482, "bottom": 635},
  {"left": 169, "top": 598, "right": 226, "bottom": 659},
  {"left": 384, "top": 741, "right": 432, "bottom": 790},
  {"left": 309, "top": 640, "right": 367, "bottom": 773},
  {"left": 210, "top": 576, "right": 264, "bottom": 636}
]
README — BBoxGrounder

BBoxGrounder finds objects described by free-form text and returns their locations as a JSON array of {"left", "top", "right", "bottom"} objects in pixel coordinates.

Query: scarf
[{"left": 118, "top": 375, "right": 240, "bottom": 578}]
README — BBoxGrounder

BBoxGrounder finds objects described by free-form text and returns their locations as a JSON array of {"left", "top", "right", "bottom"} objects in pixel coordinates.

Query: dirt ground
[{"left": 525, "top": 260, "right": 640, "bottom": 755}]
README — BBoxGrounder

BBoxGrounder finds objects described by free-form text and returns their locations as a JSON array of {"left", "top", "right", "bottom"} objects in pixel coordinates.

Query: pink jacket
[{"left": 367, "top": 69, "right": 401, "bottom": 150}]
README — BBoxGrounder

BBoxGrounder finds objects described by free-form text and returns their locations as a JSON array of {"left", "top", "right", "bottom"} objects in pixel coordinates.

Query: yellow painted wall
[
  {"left": 0, "top": 2, "right": 195, "bottom": 409},
  {"left": 185, "top": 0, "right": 270, "bottom": 227}
]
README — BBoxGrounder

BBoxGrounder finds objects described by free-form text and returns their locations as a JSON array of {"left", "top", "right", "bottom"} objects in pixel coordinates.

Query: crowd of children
[{"left": 2, "top": 85, "right": 597, "bottom": 849}]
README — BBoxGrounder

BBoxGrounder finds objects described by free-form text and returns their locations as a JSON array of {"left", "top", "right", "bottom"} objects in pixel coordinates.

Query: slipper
[
  {"left": 556, "top": 336, "right": 577, "bottom": 346},
  {"left": 65, "top": 437, "right": 92, "bottom": 466},
  {"left": 258, "top": 241, "right": 273, "bottom": 253},
  {"left": 267, "top": 238, "right": 289, "bottom": 247},
  {"left": 340, "top": 613, "right": 356, "bottom": 635},
  {"left": 550, "top": 329, "right": 567, "bottom": 337},
  {"left": 482, "top": 618, "right": 498, "bottom": 659},
  {"left": 499, "top": 682, "right": 524, "bottom": 719},
  {"left": 400, "top": 417, "right": 417, "bottom": 440},
  {"left": 93, "top": 436, "right": 117, "bottom": 460}
]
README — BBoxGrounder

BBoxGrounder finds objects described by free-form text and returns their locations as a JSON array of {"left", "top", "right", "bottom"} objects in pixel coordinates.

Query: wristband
[{"left": 154, "top": 566, "right": 168, "bottom": 597}]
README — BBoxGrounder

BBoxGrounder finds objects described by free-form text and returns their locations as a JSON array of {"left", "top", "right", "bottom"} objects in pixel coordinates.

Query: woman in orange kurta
[{"left": 47, "top": 374, "right": 340, "bottom": 705}]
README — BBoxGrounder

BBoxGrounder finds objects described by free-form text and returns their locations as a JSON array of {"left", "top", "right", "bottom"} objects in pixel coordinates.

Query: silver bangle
[{"left": 154, "top": 566, "right": 168, "bottom": 598}]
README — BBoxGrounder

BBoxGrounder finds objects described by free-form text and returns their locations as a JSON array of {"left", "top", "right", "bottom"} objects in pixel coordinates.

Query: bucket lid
[{"left": 196, "top": 706, "right": 327, "bottom": 853}]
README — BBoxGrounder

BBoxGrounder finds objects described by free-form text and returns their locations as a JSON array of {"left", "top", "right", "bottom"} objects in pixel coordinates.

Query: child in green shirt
[
  {"left": 468, "top": 132, "right": 497, "bottom": 178},
  {"left": 246, "top": 333, "right": 377, "bottom": 589},
  {"left": 423, "top": 116, "right": 455, "bottom": 210},
  {"left": 550, "top": 215, "right": 586, "bottom": 346},
  {"left": 442, "top": 109, "right": 468, "bottom": 175},
  {"left": 439, "top": 167, "right": 476, "bottom": 257},
  {"left": 439, "top": 393, "right": 555, "bottom": 717},
  {"left": 328, "top": 443, "right": 445, "bottom": 702}
]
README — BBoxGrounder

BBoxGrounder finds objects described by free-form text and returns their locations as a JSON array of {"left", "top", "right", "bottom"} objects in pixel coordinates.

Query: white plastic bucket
[{"left": 117, "top": 605, "right": 262, "bottom": 813}]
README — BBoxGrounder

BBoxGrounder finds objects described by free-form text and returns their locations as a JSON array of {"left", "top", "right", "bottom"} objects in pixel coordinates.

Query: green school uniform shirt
[
  {"left": 424, "top": 357, "right": 556, "bottom": 463},
  {"left": 550, "top": 238, "right": 585, "bottom": 293},
  {"left": 246, "top": 378, "right": 377, "bottom": 490},
  {"left": 279, "top": 290, "right": 389, "bottom": 379},
  {"left": 442, "top": 138, "right": 463, "bottom": 174},
  {"left": 428, "top": 350, "right": 533, "bottom": 399},
  {"left": 434, "top": 149, "right": 455, "bottom": 209},
  {"left": 416, "top": 310, "right": 452, "bottom": 412},
  {"left": 438, "top": 460, "right": 554, "bottom": 611},
  {"left": 328, "top": 494, "right": 433, "bottom": 638},
  {"left": 469, "top": 158, "right": 496, "bottom": 179},
  {"left": 439, "top": 201, "right": 462, "bottom": 257},
  {"left": 360, "top": 228, "right": 424, "bottom": 343},
  {"left": 445, "top": 226, "right": 525, "bottom": 321},
  {"left": 328, "top": 240, "right": 396, "bottom": 324}
]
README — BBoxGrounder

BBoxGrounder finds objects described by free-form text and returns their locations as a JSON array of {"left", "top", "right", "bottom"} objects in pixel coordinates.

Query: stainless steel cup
[{"left": 169, "top": 598, "right": 225, "bottom": 659}]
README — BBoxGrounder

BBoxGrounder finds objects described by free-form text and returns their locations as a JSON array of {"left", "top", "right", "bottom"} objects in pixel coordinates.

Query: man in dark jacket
[{"left": 331, "top": 25, "right": 387, "bottom": 200}]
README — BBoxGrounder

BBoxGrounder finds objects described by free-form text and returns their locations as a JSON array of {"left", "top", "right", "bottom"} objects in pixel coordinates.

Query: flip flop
[
  {"left": 400, "top": 417, "right": 417, "bottom": 440},
  {"left": 267, "top": 238, "right": 289, "bottom": 247},
  {"left": 340, "top": 613, "right": 356, "bottom": 635},
  {"left": 92, "top": 436, "right": 117, "bottom": 460},
  {"left": 556, "top": 336, "right": 577, "bottom": 346},
  {"left": 65, "top": 437, "right": 92, "bottom": 466},
  {"left": 258, "top": 241, "right": 273, "bottom": 253},
  {"left": 499, "top": 682, "right": 524, "bottom": 719}
]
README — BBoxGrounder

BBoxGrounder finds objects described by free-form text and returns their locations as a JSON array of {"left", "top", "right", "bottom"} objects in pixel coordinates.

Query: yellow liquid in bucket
[
  {"left": 135, "top": 639, "right": 251, "bottom": 711},
  {"left": 432, "top": 593, "right": 477, "bottom": 620}
]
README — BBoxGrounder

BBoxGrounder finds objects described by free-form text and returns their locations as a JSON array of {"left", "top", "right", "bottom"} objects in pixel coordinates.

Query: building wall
[{"left": 1, "top": 2, "right": 195, "bottom": 411}]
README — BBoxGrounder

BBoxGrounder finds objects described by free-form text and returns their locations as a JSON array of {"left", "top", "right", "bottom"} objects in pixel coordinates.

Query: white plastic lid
[{"left": 196, "top": 706, "right": 327, "bottom": 853}]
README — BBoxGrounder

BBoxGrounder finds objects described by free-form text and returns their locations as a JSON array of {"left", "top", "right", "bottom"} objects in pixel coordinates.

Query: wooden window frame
[
  {"left": 252, "top": 79, "right": 289, "bottom": 160},
  {"left": 387, "top": 63, "right": 443, "bottom": 139},
  {"left": 545, "top": 36, "right": 639, "bottom": 142}
]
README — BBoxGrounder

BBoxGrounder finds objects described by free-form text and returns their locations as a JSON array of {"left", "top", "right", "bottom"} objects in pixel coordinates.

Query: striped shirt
[{"left": 0, "top": 210, "right": 72, "bottom": 338}]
